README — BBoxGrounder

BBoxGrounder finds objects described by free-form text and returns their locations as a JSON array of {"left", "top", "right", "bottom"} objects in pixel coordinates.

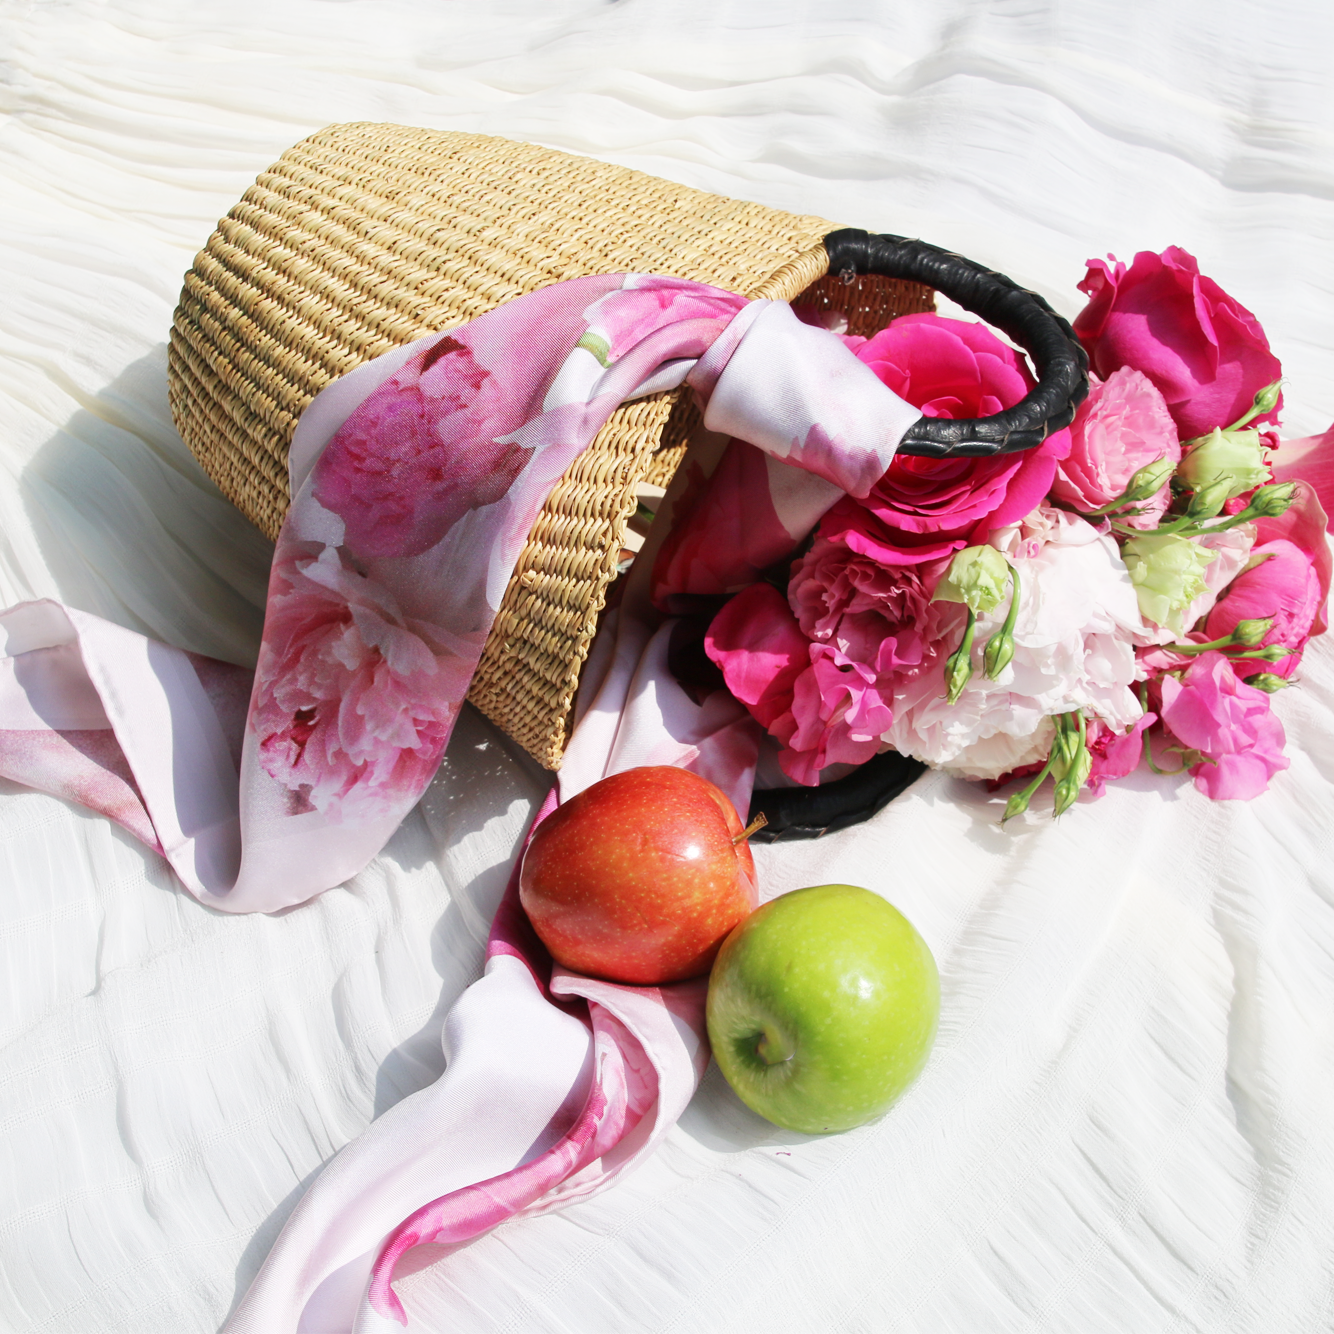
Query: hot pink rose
[
  {"left": 1204, "top": 538, "right": 1324, "bottom": 678},
  {"left": 314, "top": 334, "right": 531, "bottom": 559},
  {"left": 1050, "top": 367, "right": 1180, "bottom": 527},
  {"left": 253, "top": 544, "right": 474, "bottom": 821},
  {"left": 1157, "top": 651, "right": 1289, "bottom": 799},
  {"left": 1073, "top": 247, "right": 1282, "bottom": 441},
  {"left": 854, "top": 314, "right": 1071, "bottom": 549}
]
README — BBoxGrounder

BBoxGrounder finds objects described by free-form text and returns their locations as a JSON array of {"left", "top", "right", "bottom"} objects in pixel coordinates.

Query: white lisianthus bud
[
  {"left": 1177, "top": 427, "right": 1270, "bottom": 498},
  {"left": 933, "top": 545, "right": 1010, "bottom": 614},
  {"left": 1121, "top": 532, "right": 1217, "bottom": 631}
]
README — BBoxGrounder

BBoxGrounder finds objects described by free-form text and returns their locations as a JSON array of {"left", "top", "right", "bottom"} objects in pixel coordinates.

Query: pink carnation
[
  {"left": 314, "top": 334, "right": 531, "bottom": 559},
  {"left": 1157, "top": 651, "right": 1289, "bottom": 799},
  {"left": 1051, "top": 367, "right": 1180, "bottom": 528},
  {"left": 253, "top": 544, "right": 474, "bottom": 821},
  {"left": 789, "top": 507, "right": 951, "bottom": 674},
  {"left": 1073, "top": 247, "right": 1282, "bottom": 441},
  {"left": 854, "top": 314, "right": 1071, "bottom": 549}
]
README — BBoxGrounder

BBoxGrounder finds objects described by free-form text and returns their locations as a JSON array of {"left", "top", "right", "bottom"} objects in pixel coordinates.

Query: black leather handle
[{"left": 823, "top": 228, "right": 1089, "bottom": 459}]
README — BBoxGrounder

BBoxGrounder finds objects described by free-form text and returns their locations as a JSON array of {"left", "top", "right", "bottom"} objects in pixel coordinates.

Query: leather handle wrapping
[{"left": 823, "top": 228, "right": 1089, "bottom": 458}]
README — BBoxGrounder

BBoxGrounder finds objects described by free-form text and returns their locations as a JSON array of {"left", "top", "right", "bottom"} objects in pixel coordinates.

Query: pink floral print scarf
[{"left": 0, "top": 273, "right": 922, "bottom": 1330}]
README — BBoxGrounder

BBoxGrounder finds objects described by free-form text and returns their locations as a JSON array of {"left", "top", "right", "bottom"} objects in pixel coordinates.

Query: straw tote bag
[{"left": 168, "top": 122, "right": 1086, "bottom": 835}]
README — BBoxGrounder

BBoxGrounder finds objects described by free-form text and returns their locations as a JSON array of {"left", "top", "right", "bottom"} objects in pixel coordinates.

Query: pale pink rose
[
  {"left": 253, "top": 544, "right": 475, "bottom": 821},
  {"left": 1051, "top": 367, "right": 1180, "bottom": 528},
  {"left": 1157, "top": 651, "right": 1288, "bottom": 799},
  {"left": 1073, "top": 247, "right": 1282, "bottom": 441},
  {"left": 313, "top": 334, "right": 532, "bottom": 559}
]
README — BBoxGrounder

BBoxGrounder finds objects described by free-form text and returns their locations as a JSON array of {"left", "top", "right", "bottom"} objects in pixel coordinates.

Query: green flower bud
[
  {"left": 1121, "top": 532, "right": 1217, "bottom": 633},
  {"left": 982, "top": 629, "right": 1015, "bottom": 680},
  {"left": 1177, "top": 427, "right": 1270, "bottom": 498},
  {"left": 1120, "top": 456, "right": 1176, "bottom": 505},
  {"left": 943, "top": 607, "right": 977, "bottom": 705},
  {"left": 1246, "top": 644, "right": 1290, "bottom": 663},
  {"left": 1251, "top": 379, "right": 1283, "bottom": 418},
  {"left": 1248, "top": 672, "right": 1290, "bottom": 693},
  {"left": 943, "top": 648, "right": 972, "bottom": 705},
  {"left": 1246, "top": 481, "right": 1297, "bottom": 518},
  {"left": 1185, "top": 475, "right": 1233, "bottom": 521},
  {"left": 1230, "top": 617, "right": 1274, "bottom": 647},
  {"left": 933, "top": 545, "right": 1010, "bottom": 614},
  {"left": 1002, "top": 789, "right": 1033, "bottom": 823}
]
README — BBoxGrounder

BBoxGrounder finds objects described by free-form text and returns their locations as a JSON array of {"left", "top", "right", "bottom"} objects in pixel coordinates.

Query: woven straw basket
[{"left": 168, "top": 122, "right": 935, "bottom": 769}]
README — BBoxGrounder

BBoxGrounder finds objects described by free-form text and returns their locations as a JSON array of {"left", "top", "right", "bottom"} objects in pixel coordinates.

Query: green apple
[{"left": 706, "top": 884, "right": 939, "bottom": 1134}]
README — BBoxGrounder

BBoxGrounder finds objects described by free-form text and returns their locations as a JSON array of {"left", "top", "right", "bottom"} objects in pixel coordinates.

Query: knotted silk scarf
[{"left": 0, "top": 274, "right": 922, "bottom": 1330}]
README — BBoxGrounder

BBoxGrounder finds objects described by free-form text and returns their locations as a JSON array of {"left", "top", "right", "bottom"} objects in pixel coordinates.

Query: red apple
[{"left": 519, "top": 766, "right": 759, "bottom": 985}]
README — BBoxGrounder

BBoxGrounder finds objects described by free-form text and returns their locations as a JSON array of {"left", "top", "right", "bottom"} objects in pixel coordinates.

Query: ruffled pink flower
[
  {"left": 1204, "top": 539, "right": 1324, "bottom": 679},
  {"left": 1084, "top": 713, "right": 1155, "bottom": 797},
  {"left": 853, "top": 314, "right": 1071, "bottom": 547},
  {"left": 703, "top": 572, "right": 921, "bottom": 786},
  {"left": 314, "top": 334, "right": 531, "bottom": 559},
  {"left": 1051, "top": 367, "right": 1180, "bottom": 527},
  {"left": 1073, "top": 247, "right": 1283, "bottom": 441},
  {"left": 1157, "top": 651, "right": 1289, "bottom": 799},
  {"left": 253, "top": 544, "right": 474, "bottom": 821}
]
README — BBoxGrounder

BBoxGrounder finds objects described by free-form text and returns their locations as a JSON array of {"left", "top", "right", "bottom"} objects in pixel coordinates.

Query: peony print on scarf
[
  {"left": 0, "top": 273, "right": 925, "bottom": 1333},
  {"left": 0, "top": 274, "right": 920, "bottom": 915}
]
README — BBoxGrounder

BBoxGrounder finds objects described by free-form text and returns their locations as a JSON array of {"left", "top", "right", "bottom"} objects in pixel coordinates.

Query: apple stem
[{"left": 732, "top": 812, "right": 769, "bottom": 846}]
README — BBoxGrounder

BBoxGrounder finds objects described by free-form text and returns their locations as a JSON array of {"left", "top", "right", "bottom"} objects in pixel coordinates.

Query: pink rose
[
  {"left": 703, "top": 582, "right": 809, "bottom": 733},
  {"left": 854, "top": 314, "right": 1072, "bottom": 549},
  {"left": 253, "top": 544, "right": 474, "bottom": 821},
  {"left": 314, "top": 334, "right": 531, "bottom": 559},
  {"left": 1050, "top": 367, "right": 1180, "bottom": 527},
  {"left": 1204, "top": 538, "right": 1324, "bottom": 678},
  {"left": 1157, "top": 651, "right": 1289, "bottom": 799},
  {"left": 1073, "top": 247, "right": 1282, "bottom": 441}
]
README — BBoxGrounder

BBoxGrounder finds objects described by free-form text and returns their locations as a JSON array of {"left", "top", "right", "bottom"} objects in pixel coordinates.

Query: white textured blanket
[{"left": 2, "top": 2, "right": 1332, "bottom": 1331}]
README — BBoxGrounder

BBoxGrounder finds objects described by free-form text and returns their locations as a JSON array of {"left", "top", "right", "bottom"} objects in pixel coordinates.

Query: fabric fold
[{"left": 0, "top": 272, "right": 921, "bottom": 1330}]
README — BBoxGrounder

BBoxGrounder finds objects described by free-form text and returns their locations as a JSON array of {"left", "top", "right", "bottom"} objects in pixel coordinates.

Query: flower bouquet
[{"left": 661, "top": 247, "right": 1331, "bottom": 819}]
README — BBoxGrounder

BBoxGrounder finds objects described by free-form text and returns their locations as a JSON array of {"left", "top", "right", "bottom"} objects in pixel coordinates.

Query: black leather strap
[
  {"left": 748, "top": 750, "right": 927, "bottom": 842},
  {"left": 823, "top": 228, "right": 1089, "bottom": 458}
]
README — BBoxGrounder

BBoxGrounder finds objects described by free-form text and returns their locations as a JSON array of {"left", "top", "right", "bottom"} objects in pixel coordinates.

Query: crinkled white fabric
[{"left": 2, "top": 3, "right": 1333, "bottom": 1333}]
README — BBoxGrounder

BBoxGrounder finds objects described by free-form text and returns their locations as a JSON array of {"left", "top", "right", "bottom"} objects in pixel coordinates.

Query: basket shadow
[{"left": 16, "top": 342, "right": 273, "bottom": 669}]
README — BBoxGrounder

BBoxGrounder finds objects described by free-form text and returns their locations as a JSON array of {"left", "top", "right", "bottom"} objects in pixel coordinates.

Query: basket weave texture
[{"left": 168, "top": 123, "right": 932, "bottom": 768}]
